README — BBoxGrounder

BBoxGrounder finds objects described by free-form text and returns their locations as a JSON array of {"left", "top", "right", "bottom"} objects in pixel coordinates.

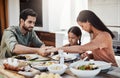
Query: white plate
[
  {"left": 17, "top": 54, "right": 39, "bottom": 60},
  {"left": 34, "top": 56, "right": 51, "bottom": 61},
  {"left": 31, "top": 61, "right": 59, "bottom": 71},
  {"left": 69, "top": 60, "right": 111, "bottom": 70},
  {"left": 18, "top": 68, "right": 40, "bottom": 77},
  {"left": 51, "top": 54, "right": 77, "bottom": 62},
  {"left": 32, "top": 64, "right": 47, "bottom": 71}
]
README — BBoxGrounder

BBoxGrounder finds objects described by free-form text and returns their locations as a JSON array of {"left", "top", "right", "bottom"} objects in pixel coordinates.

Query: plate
[
  {"left": 34, "top": 56, "right": 51, "bottom": 61},
  {"left": 31, "top": 61, "right": 59, "bottom": 71},
  {"left": 51, "top": 54, "right": 77, "bottom": 62},
  {"left": 18, "top": 67, "right": 40, "bottom": 77},
  {"left": 14, "top": 54, "right": 39, "bottom": 60},
  {"left": 69, "top": 60, "right": 111, "bottom": 70}
]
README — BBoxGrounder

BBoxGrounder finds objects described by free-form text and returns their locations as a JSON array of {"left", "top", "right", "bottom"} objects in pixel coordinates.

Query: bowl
[
  {"left": 89, "top": 60, "right": 112, "bottom": 70},
  {"left": 47, "top": 64, "right": 67, "bottom": 75},
  {"left": 69, "top": 61, "right": 101, "bottom": 78}
]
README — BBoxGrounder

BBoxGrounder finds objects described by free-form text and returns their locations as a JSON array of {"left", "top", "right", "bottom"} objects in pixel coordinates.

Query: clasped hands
[{"left": 37, "top": 46, "right": 59, "bottom": 57}]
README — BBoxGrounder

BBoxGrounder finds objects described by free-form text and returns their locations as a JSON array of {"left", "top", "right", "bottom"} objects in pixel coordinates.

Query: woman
[
  {"left": 49, "top": 10, "right": 118, "bottom": 66},
  {"left": 63, "top": 26, "right": 82, "bottom": 57}
]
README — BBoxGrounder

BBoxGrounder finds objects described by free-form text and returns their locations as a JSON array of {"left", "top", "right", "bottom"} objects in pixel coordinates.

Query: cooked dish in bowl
[
  {"left": 69, "top": 61, "right": 101, "bottom": 78},
  {"left": 47, "top": 64, "right": 67, "bottom": 75},
  {"left": 75, "top": 63, "right": 98, "bottom": 70}
]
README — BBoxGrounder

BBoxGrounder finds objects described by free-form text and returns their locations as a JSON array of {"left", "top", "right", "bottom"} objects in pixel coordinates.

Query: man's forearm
[{"left": 13, "top": 44, "right": 39, "bottom": 54}]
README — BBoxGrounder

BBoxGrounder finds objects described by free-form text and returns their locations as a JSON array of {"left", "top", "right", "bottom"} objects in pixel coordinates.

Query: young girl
[{"left": 63, "top": 26, "right": 82, "bottom": 57}]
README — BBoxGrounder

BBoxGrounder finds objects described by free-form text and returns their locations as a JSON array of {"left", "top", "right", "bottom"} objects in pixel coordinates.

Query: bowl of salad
[{"left": 69, "top": 61, "right": 101, "bottom": 78}]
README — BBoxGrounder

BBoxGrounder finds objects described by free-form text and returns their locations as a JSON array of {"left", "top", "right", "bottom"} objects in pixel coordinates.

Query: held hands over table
[
  {"left": 37, "top": 46, "right": 55, "bottom": 57},
  {"left": 45, "top": 47, "right": 59, "bottom": 53}
]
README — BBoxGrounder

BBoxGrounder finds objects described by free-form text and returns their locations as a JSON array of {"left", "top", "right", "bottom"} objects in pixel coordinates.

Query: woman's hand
[
  {"left": 80, "top": 52, "right": 89, "bottom": 59},
  {"left": 80, "top": 52, "right": 93, "bottom": 60}
]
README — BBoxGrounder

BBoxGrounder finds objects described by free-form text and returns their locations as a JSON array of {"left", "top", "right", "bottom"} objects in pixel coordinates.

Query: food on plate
[
  {"left": 52, "top": 54, "right": 76, "bottom": 61},
  {"left": 45, "top": 61, "right": 58, "bottom": 66},
  {"left": 76, "top": 63, "right": 98, "bottom": 70},
  {"left": 18, "top": 67, "right": 40, "bottom": 77},
  {"left": 0, "top": 66, "right": 25, "bottom": 78},
  {"left": 34, "top": 73, "right": 61, "bottom": 78},
  {"left": 14, "top": 54, "right": 38, "bottom": 60},
  {"left": 31, "top": 61, "right": 59, "bottom": 71},
  {"left": 50, "top": 65, "right": 63, "bottom": 70},
  {"left": 32, "top": 61, "right": 58, "bottom": 67},
  {"left": 53, "top": 55, "right": 60, "bottom": 60},
  {"left": 14, "top": 56, "right": 26, "bottom": 60},
  {"left": 3, "top": 58, "right": 28, "bottom": 71}
]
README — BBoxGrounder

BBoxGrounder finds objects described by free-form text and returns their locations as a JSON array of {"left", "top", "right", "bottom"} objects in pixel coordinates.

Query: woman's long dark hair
[
  {"left": 68, "top": 26, "right": 82, "bottom": 45},
  {"left": 77, "top": 10, "right": 114, "bottom": 38}
]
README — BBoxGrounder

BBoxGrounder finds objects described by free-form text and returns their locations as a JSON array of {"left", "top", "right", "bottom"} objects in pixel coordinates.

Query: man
[{"left": 0, "top": 9, "right": 51, "bottom": 58}]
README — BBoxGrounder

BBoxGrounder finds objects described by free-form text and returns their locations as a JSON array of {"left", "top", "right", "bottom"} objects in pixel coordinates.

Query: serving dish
[
  {"left": 69, "top": 60, "right": 101, "bottom": 78},
  {"left": 69, "top": 60, "right": 112, "bottom": 70}
]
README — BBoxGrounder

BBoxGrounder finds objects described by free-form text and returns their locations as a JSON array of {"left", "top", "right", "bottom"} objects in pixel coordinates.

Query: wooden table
[{"left": 0, "top": 59, "right": 119, "bottom": 78}]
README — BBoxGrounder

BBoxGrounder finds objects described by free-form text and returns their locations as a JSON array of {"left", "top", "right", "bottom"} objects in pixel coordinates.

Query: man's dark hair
[{"left": 20, "top": 8, "right": 37, "bottom": 21}]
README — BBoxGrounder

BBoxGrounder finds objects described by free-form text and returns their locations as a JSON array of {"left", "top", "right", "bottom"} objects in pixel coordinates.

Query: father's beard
[{"left": 23, "top": 25, "right": 33, "bottom": 32}]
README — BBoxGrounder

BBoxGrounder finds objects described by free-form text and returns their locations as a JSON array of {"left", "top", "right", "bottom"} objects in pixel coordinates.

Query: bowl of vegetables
[{"left": 69, "top": 61, "right": 101, "bottom": 78}]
